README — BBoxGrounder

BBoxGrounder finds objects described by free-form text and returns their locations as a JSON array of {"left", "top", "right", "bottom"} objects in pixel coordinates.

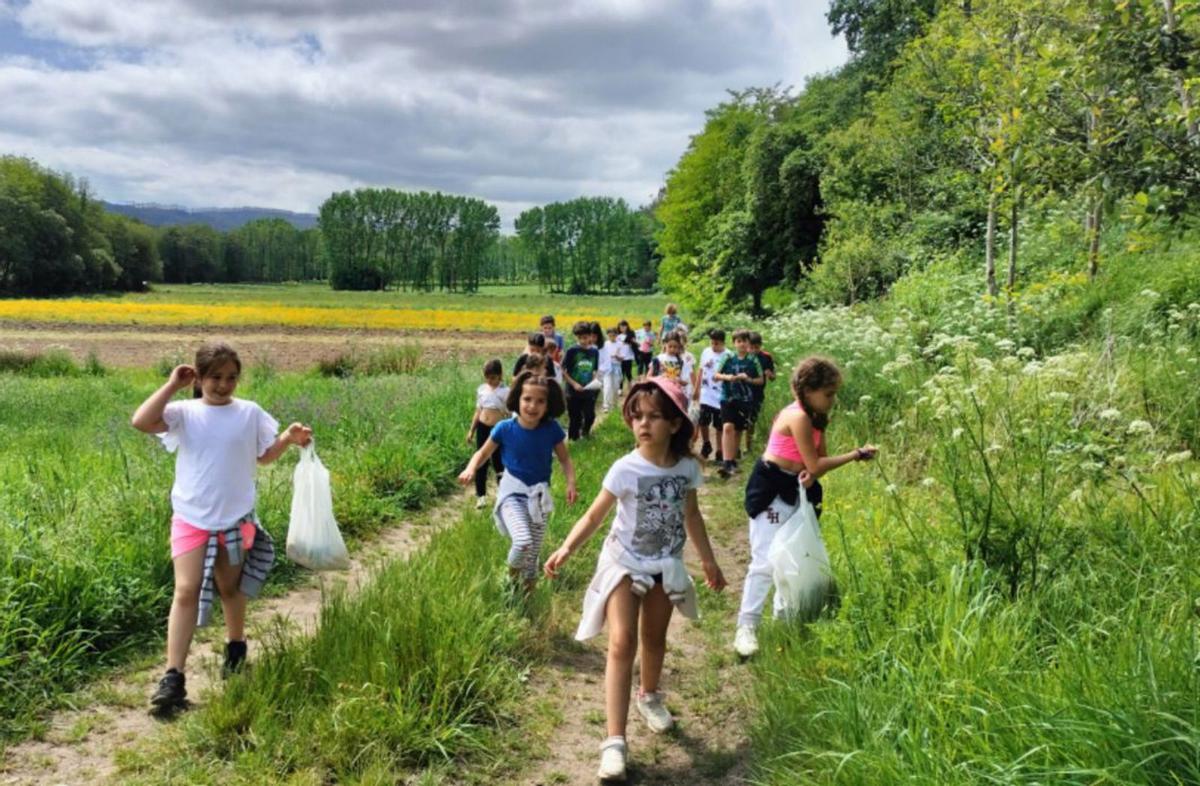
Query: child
[
  {"left": 616, "top": 320, "right": 637, "bottom": 392},
  {"left": 677, "top": 327, "right": 698, "bottom": 411},
  {"left": 744, "top": 332, "right": 775, "bottom": 454},
  {"left": 458, "top": 370, "right": 577, "bottom": 590},
  {"left": 599, "top": 326, "right": 623, "bottom": 413},
  {"left": 563, "top": 320, "right": 601, "bottom": 440},
  {"left": 733, "top": 356, "right": 878, "bottom": 658},
  {"left": 715, "top": 329, "right": 763, "bottom": 479},
  {"left": 660, "top": 303, "right": 682, "bottom": 336},
  {"left": 466, "top": 358, "right": 509, "bottom": 509},
  {"left": 544, "top": 378, "right": 726, "bottom": 781},
  {"left": 635, "top": 320, "right": 656, "bottom": 377},
  {"left": 696, "top": 329, "right": 730, "bottom": 461},
  {"left": 649, "top": 330, "right": 686, "bottom": 388},
  {"left": 541, "top": 315, "right": 565, "bottom": 361},
  {"left": 131, "top": 342, "right": 312, "bottom": 711},
  {"left": 512, "top": 332, "right": 546, "bottom": 380}
]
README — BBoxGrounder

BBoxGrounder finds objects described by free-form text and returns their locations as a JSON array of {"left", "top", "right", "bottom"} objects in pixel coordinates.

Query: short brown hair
[
  {"left": 622, "top": 384, "right": 694, "bottom": 460},
  {"left": 507, "top": 370, "right": 566, "bottom": 422},
  {"left": 732, "top": 329, "right": 752, "bottom": 343},
  {"left": 790, "top": 356, "right": 842, "bottom": 430}
]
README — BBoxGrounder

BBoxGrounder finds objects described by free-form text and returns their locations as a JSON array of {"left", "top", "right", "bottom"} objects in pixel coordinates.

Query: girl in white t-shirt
[
  {"left": 131, "top": 342, "right": 311, "bottom": 712},
  {"left": 467, "top": 358, "right": 510, "bottom": 508},
  {"left": 544, "top": 377, "right": 726, "bottom": 781}
]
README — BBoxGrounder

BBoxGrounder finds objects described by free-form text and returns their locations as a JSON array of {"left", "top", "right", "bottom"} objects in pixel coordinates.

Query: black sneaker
[
  {"left": 701, "top": 442, "right": 713, "bottom": 459},
  {"left": 223, "top": 640, "right": 248, "bottom": 678},
  {"left": 715, "top": 449, "right": 723, "bottom": 463},
  {"left": 717, "top": 461, "right": 733, "bottom": 479},
  {"left": 150, "top": 669, "right": 187, "bottom": 711}
]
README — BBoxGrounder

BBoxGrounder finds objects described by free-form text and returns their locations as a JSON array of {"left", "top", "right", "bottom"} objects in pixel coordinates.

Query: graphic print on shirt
[{"left": 631, "top": 473, "right": 690, "bottom": 558}]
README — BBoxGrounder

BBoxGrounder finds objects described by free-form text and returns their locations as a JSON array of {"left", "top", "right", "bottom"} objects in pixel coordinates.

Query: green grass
[
  {"left": 0, "top": 361, "right": 478, "bottom": 744},
  {"left": 114, "top": 401, "right": 661, "bottom": 784},
  {"left": 743, "top": 230, "right": 1200, "bottom": 784},
  {"left": 69, "top": 282, "right": 673, "bottom": 318}
]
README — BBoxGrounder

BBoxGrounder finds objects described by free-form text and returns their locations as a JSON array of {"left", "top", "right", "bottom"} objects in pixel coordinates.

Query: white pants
[
  {"left": 737, "top": 494, "right": 799, "bottom": 628},
  {"left": 601, "top": 369, "right": 622, "bottom": 411}
]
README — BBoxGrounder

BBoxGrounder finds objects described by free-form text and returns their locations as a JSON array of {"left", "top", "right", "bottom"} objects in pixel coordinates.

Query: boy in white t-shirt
[{"left": 696, "top": 328, "right": 730, "bottom": 461}]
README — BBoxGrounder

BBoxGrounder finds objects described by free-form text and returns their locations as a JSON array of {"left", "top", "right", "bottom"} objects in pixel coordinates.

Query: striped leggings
[{"left": 498, "top": 495, "right": 547, "bottom": 581}]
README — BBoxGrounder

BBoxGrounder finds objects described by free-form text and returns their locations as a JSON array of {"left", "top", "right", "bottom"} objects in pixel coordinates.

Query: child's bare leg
[
  {"left": 166, "top": 546, "right": 206, "bottom": 671},
  {"left": 638, "top": 582, "right": 674, "bottom": 693},
  {"left": 722, "top": 423, "right": 739, "bottom": 463},
  {"left": 213, "top": 548, "right": 247, "bottom": 641},
  {"left": 604, "top": 577, "right": 640, "bottom": 738}
]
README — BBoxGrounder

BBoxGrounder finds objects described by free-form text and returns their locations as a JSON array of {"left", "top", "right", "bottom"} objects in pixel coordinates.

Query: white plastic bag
[
  {"left": 767, "top": 488, "right": 833, "bottom": 622},
  {"left": 287, "top": 443, "right": 350, "bottom": 571}
]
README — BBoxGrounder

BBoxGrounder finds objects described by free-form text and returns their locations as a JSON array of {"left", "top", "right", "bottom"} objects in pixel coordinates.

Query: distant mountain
[{"left": 102, "top": 201, "right": 318, "bottom": 232}]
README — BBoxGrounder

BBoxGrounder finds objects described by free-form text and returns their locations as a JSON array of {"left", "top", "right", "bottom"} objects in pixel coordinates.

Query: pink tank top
[{"left": 765, "top": 402, "right": 823, "bottom": 465}]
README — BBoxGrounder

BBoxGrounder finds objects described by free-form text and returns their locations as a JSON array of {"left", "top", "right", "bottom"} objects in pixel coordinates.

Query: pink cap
[{"left": 631, "top": 376, "right": 689, "bottom": 419}]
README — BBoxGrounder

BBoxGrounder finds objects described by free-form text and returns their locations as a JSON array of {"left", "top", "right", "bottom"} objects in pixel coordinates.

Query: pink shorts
[{"left": 171, "top": 515, "right": 256, "bottom": 559}]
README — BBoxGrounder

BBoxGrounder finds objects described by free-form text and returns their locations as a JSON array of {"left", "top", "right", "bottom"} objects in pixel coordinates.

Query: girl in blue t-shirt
[{"left": 459, "top": 370, "right": 577, "bottom": 589}]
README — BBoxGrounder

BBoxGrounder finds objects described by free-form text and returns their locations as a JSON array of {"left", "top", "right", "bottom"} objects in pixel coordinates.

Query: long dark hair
[
  {"left": 790, "top": 355, "right": 841, "bottom": 431},
  {"left": 506, "top": 370, "right": 566, "bottom": 422},
  {"left": 193, "top": 342, "right": 241, "bottom": 398}
]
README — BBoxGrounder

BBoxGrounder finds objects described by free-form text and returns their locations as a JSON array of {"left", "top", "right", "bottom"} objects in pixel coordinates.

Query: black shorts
[
  {"left": 720, "top": 400, "right": 753, "bottom": 431},
  {"left": 698, "top": 403, "right": 722, "bottom": 428}
]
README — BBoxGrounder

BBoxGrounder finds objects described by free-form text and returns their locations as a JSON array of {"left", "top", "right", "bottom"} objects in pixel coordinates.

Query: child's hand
[
  {"left": 465, "top": 431, "right": 474, "bottom": 446},
  {"left": 544, "top": 546, "right": 571, "bottom": 578},
  {"left": 168, "top": 364, "right": 196, "bottom": 391},
  {"left": 284, "top": 423, "right": 313, "bottom": 447},
  {"left": 858, "top": 444, "right": 879, "bottom": 461},
  {"left": 702, "top": 560, "right": 726, "bottom": 592},
  {"left": 457, "top": 468, "right": 473, "bottom": 486},
  {"left": 799, "top": 470, "right": 816, "bottom": 488},
  {"left": 566, "top": 480, "right": 578, "bottom": 505}
]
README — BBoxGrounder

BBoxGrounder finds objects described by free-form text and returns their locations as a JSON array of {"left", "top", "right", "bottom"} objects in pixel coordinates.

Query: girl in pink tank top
[{"left": 733, "top": 356, "right": 878, "bottom": 658}]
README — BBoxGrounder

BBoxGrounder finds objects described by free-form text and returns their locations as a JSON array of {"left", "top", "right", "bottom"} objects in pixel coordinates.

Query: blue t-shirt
[{"left": 489, "top": 416, "right": 567, "bottom": 486}]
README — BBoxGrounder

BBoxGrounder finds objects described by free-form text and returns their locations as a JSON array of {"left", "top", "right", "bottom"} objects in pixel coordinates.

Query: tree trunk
[
  {"left": 1162, "top": 0, "right": 1199, "bottom": 143},
  {"left": 1088, "top": 199, "right": 1103, "bottom": 280},
  {"left": 985, "top": 190, "right": 998, "bottom": 297},
  {"left": 1006, "top": 190, "right": 1019, "bottom": 296}
]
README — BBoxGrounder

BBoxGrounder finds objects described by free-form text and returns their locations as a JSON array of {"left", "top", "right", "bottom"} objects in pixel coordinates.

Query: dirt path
[
  {"left": 0, "top": 492, "right": 468, "bottom": 786},
  {"left": 515, "top": 467, "right": 755, "bottom": 786},
  {"left": 0, "top": 322, "right": 519, "bottom": 370}
]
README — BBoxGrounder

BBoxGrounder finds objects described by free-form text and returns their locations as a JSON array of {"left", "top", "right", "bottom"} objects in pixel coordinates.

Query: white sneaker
[
  {"left": 597, "top": 736, "right": 627, "bottom": 781},
  {"left": 636, "top": 690, "right": 674, "bottom": 733},
  {"left": 474, "top": 495, "right": 487, "bottom": 510},
  {"left": 734, "top": 625, "right": 759, "bottom": 658}
]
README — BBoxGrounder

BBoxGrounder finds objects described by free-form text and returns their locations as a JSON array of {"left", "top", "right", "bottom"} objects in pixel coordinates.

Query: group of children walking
[{"left": 135, "top": 302, "right": 876, "bottom": 783}]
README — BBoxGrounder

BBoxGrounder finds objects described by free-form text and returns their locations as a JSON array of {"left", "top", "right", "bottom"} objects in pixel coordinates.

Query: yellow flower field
[{"left": 0, "top": 299, "right": 621, "bottom": 333}]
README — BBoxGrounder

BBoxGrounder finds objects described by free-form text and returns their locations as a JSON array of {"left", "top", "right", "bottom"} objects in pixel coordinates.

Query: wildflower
[
  {"left": 1080, "top": 461, "right": 1104, "bottom": 472},
  {"left": 920, "top": 477, "right": 935, "bottom": 488},
  {"left": 1098, "top": 408, "right": 1121, "bottom": 421},
  {"left": 1069, "top": 488, "right": 1085, "bottom": 503},
  {"left": 1022, "top": 361, "right": 1043, "bottom": 376},
  {"left": 1047, "top": 391, "right": 1071, "bottom": 403},
  {"left": 951, "top": 427, "right": 965, "bottom": 439},
  {"left": 885, "top": 484, "right": 898, "bottom": 495},
  {"left": 1139, "top": 289, "right": 1160, "bottom": 299},
  {"left": 1165, "top": 450, "right": 1193, "bottom": 465},
  {"left": 1017, "top": 346, "right": 1036, "bottom": 360},
  {"left": 1127, "top": 420, "right": 1154, "bottom": 436},
  {"left": 859, "top": 395, "right": 873, "bottom": 405},
  {"left": 995, "top": 338, "right": 1015, "bottom": 353}
]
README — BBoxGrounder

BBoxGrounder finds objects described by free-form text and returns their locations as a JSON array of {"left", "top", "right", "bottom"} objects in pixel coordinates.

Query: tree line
[
  {"left": 318, "top": 188, "right": 501, "bottom": 292},
  {"left": 514, "top": 196, "right": 660, "bottom": 294},
  {"left": 655, "top": 0, "right": 1200, "bottom": 313}
]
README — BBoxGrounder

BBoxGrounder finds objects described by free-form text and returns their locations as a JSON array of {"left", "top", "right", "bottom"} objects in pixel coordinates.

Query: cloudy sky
[{"left": 0, "top": 0, "right": 846, "bottom": 228}]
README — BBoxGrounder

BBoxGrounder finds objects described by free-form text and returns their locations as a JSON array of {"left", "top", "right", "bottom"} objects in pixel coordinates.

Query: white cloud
[{"left": 0, "top": 0, "right": 847, "bottom": 228}]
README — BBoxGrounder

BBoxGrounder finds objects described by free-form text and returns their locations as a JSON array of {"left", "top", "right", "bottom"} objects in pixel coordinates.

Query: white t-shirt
[
  {"left": 597, "top": 342, "right": 617, "bottom": 374},
  {"left": 160, "top": 398, "right": 280, "bottom": 530},
  {"left": 615, "top": 338, "right": 635, "bottom": 362},
  {"left": 476, "top": 382, "right": 510, "bottom": 412},
  {"left": 681, "top": 351, "right": 697, "bottom": 400},
  {"left": 602, "top": 451, "right": 703, "bottom": 560},
  {"left": 699, "top": 347, "right": 731, "bottom": 408}
]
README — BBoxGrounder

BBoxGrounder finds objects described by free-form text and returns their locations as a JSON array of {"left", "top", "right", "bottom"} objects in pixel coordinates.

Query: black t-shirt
[{"left": 752, "top": 350, "right": 775, "bottom": 403}]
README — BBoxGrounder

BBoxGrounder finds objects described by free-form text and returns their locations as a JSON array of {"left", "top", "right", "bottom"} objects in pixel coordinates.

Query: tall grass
[
  {"left": 745, "top": 233, "right": 1200, "bottom": 783},
  {"left": 117, "top": 403, "right": 644, "bottom": 783},
  {"left": 0, "top": 363, "right": 476, "bottom": 743}
]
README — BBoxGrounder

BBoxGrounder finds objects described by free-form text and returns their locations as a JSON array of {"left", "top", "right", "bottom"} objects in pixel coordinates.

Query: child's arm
[
  {"left": 789, "top": 412, "right": 876, "bottom": 479},
  {"left": 466, "top": 407, "right": 482, "bottom": 445},
  {"left": 458, "top": 438, "right": 500, "bottom": 485},
  {"left": 131, "top": 365, "right": 194, "bottom": 433},
  {"left": 258, "top": 423, "right": 314, "bottom": 465},
  {"left": 554, "top": 440, "right": 578, "bottom": 504},
  {"left": 543, "top": 488, "right": 617, "bottom": 578},
  {"left": 683, "top": 489, "right": 726, "bottom": 591}
]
